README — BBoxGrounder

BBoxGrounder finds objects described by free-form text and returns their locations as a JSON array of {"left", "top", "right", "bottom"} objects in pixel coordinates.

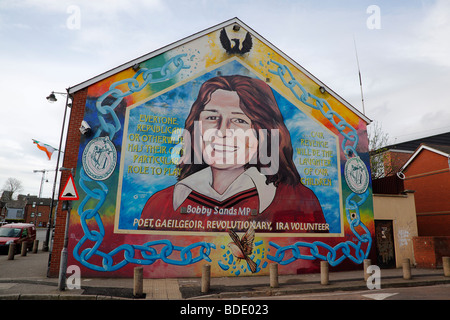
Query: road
[{"left": 237, "top": 284, "right": 450, "bottom": 300}]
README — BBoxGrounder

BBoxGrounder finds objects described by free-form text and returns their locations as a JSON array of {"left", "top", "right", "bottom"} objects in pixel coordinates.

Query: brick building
[
  {"left": 400, "top": 144, "right": 450, "bottom": 236},
  {"left": 372, "top": 131, "right": 450, "bottom": 178},
  {"left": 0, "top": 191, "right": 52, "bottom": 227},
  {"left": 0, "top": 192, "right": 26, "bottom": 222},
  {"left": 372, "top": 132, "right": 450, "bottom": 236},
  {"left": 23, "top": 196, "right": 52, "bottom": 227},
  {"left": 372, "top": 133, "right": 450, "bottom": 268},
  {"left": 400, "top": 144, "right": 450, "bottom": 268},
  {"left": 48, "top": 88, "right": 87, "bottom": 277}
]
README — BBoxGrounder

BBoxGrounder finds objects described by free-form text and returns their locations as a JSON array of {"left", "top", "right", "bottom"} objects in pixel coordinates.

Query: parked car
[{"left": 0, "top": 223, "right": 36, "bottom": 254}]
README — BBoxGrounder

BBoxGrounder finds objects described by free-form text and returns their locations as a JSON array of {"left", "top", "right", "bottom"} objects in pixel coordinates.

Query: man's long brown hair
[{"left": 178, "top": 75, "right": 301, "bottom": 186}]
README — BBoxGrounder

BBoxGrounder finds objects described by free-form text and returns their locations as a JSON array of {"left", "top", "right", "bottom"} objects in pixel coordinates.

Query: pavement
[{"left": 1, "top": 247, "right": 449, "bottom": 300}]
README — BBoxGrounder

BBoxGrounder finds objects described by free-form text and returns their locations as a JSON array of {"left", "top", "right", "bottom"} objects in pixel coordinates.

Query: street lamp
[
  {"left": 46, "top": 91, "right": 66, "bottom": 102},
  {"left": 46, "top": 92, "right": 58, "bottom": 102},
  {"left": 43, "top": 90, "right": 72, "bottom": 254}
]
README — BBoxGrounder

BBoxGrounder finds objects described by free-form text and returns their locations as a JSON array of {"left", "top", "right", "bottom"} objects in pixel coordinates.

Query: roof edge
[
  {"left": 400, "top": 144, "right": 450, "bottom": 172},
  {"left": 68, "top": 17, "right": 241, "bottom": 94},
  {"left": 68, "top": 17, "right": 371, "bottom": 124}
]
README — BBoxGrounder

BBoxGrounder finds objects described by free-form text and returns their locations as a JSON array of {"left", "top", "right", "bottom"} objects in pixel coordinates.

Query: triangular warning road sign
[{"left": 59, "top": 174, "right": 79, "bottom": 200}]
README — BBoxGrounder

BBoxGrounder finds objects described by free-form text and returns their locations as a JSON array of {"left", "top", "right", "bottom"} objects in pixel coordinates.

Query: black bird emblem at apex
[
  {"left": 227, "top": 225, "right": 257, "bottom": 273},
  {"left": 220, "top": 28, "right": 253, "bottom": 55}
]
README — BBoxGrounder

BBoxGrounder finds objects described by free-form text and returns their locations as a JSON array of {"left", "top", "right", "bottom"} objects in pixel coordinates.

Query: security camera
[{"left": 79, "top": 120, "right": 92, "bottom": 136}]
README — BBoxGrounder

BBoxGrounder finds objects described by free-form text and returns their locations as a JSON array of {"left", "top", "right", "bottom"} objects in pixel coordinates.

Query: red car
[{"left": 0, "top": 223, "right": 36, "bottom": 254}]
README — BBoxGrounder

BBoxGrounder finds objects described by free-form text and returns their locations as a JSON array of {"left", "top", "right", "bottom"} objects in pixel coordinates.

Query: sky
[{"left": 0, "top": 0, "right": 449, "bottom": 198}]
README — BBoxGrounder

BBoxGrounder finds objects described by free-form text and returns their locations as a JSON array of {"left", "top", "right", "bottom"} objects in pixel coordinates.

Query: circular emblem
[
  {"left": 344, "top": 157, "right": 369, "bottom": 194},
  {"left": 82, "top": 136, "right": 117, "bottom": 180}
]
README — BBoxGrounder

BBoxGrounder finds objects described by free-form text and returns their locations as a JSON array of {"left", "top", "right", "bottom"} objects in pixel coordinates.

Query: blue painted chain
[
  {"left": 266, "top": 59, "right": 372, "bottom": 267},
  {"left": 268, "top": 60, "right": 359, "bottom": 160},
  {"left": 74, "top": 54, "right": 371, "bottom": 272},
  {"left": 94, "top": 54, "right": 190, "bottom": 140},
  {"left": 74, "top": 54, "right": 216, "bottom": 271}
]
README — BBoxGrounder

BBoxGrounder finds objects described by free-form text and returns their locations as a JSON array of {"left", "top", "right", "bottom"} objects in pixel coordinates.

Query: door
[{"left": 375, "top": 220, "right": 396, "bottom": 268}]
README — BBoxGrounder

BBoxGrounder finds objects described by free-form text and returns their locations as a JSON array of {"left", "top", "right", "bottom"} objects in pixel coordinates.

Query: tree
[
  {"left": 368, "top": 121, "right": 392, "bottom": 179},
  {"left": 1, "top": 177, "right": 24, "bottom": 200}
]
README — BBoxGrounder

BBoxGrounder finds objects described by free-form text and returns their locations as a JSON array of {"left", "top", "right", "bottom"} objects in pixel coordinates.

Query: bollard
[
  {"left": 32, "top": 240, "right": 39, "bottom": 254},
  {"left": 133, "top": 267, "right": 144, "bottom": 298},
  {"left": 402, "top": 258, "right": 412, "bottom": 280},
  {"left": 21, "top": 241, "right": 27, "bottom": 256},
  {"left": 201, "top": 264, "right": 211, "bottom": 293},
  {"left": 443, "top": 257, "right": 450, "bottom": 277},
  {"left": 269, "top": 263, "right": 279, "bottom": 288},
  {"left": 363, "top": 259, "right": 371, "bottom": 281},
  {"left": 320, "top": 261, "right": 329, "bottom": 285},
  {"left": 7, "top": 243, "right": 16, "bottom": 260}
]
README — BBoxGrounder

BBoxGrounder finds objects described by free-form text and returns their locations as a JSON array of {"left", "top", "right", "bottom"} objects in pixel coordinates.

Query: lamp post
[
  {"left": 43, "top": 91, "right": 71, "bottom": 254},
  {"left": 58, "top": 167, "right": 74, "bottom": 291},
  {"left": 32, "top": 169, "right": 50, "bottom": 226}
]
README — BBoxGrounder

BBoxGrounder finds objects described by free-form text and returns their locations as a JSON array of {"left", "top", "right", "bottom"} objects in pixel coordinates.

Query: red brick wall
[
  {"left": 385, "top": 150, "right": 412, "bottom": 175},
  {"left": 48, "top": 88, "right": 87, "bottom": 277},
  {"left": 417, "top": 215, "right": 450, "bottom": 237},
  {"left": 413, "top": 236, "right": 450, "bottom": 268},
  {"left": 24, "top": 203, "right": 51, "bottom": 227},
  {"left": 404, "top": 149, "right": 450, "bottom": 236}
]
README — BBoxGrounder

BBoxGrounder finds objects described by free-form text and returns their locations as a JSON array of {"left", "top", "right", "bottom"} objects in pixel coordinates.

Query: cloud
[{"left": 413, "top": 0, "right": 450, "bottom": 67}]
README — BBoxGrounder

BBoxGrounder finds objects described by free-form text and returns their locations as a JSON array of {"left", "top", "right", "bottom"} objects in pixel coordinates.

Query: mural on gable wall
[{"left": 67, "top": 21, "right": 374, "bottom": 278}]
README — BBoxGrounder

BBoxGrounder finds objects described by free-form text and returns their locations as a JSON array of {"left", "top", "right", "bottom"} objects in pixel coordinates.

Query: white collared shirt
[{"left": 173, "top": 167, "right": 276, "bottom": 213}]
